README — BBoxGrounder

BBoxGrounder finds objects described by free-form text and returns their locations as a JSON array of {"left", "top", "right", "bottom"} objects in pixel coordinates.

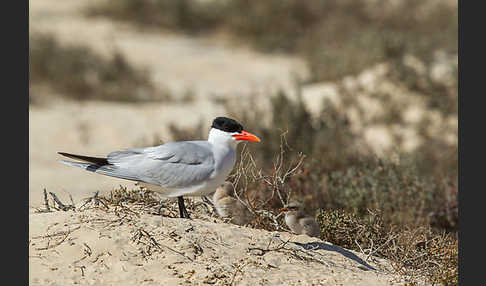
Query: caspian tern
[
  {"left": 58, "top": 117, "right": 261, "bottom": 218},
  {"left": 280, "top": 202, "right": 320, "bottom": 238}
]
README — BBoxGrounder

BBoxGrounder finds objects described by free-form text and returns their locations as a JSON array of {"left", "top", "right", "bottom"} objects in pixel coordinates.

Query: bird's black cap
[{"left": 211, "top": 117, "right": 244, "bottom": 133}]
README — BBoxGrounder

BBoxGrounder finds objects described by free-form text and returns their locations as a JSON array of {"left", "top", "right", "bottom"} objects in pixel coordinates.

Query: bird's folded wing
[
  {"left": 106, "top": 141, "right": 215, "bottom": 188},
  {"left": 300, "top": 217, "right": 320, "bottom": 237}
]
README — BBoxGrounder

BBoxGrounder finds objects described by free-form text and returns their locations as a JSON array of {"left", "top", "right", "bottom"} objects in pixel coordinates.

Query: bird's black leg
[
  {"left": 157, "top": 199, "right": 164, "bottom": 215},
  {"left": 178, "top": 196, "right": 184, "bottom": 218},
  {"left": 178, "top": 196, "right": 191, "bottom": 219}
]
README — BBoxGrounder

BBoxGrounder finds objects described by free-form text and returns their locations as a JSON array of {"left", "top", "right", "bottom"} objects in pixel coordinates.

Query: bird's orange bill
[
  {"left": 280, "top": 207, "right": 288, "bottom": 212},
  {"left": 232, "top": 130, "right": 261, "bottom": 142}
]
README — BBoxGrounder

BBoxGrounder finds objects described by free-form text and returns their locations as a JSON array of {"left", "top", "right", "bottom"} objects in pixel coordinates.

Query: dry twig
[
  {"left": 79, "top": 191, "right": 109, "bottom": 210},
  {"left": 48, "top": 191, "right": 75, "bottom": 211},
  {"left": 228, "top": 132, "right": 305, "bottom": 231}
]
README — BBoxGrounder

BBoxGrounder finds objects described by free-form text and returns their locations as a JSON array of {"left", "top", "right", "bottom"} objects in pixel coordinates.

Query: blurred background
[{"left": 29, "top": 0, "right": 457, "bottom": 233}]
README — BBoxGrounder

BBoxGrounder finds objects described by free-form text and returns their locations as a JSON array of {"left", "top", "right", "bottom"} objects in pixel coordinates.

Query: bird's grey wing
[{"left": 105, "top": 141, "right": 215, "bottom": 188}]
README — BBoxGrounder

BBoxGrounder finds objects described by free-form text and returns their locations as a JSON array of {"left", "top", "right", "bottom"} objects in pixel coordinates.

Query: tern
[
  {"left": 280, "top": 202, "right": 320, "bottom": 238},
  {"left": 213, "top": 181, "right": 252, "bottom": 226},
  {"left": 58, "top": 116, "right": 261, "bottom": 218}
]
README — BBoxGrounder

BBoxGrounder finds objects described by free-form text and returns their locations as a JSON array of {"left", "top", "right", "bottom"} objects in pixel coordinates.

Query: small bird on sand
[
  {"left": 213, "top": 181, "right": 252, "bottom": 226},
  {"left": 280, "top": 202, "right": 320, "bottom": 238},
  {"left": 58, "top": 117, "right": 261, "bottom": 219}
]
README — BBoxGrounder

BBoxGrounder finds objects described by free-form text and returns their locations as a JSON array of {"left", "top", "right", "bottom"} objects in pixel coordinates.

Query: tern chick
[
  {"left": 213, "top": 182, "right": 251, "bottom": 226},
  {"left": 280, "top": 202, "right": 320, "bottom": 238}
]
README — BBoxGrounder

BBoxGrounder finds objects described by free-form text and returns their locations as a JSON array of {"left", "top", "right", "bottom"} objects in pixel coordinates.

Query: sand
[{"left": 29, "top": 200, "right": 407, "bottom": 286}]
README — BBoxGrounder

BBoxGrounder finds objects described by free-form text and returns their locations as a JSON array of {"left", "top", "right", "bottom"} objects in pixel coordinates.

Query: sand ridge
[{"left": 29, "top": 202, "right": 405, "bottom": 286}]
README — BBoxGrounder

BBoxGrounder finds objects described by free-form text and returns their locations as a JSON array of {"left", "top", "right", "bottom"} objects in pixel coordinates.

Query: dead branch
[
  {"left": 43, "top": 188, "right": 50, "bottom": 212},
  {"left": 79, "top": 191, "right": 109, "bottom": 210},
  {"left": 248, "top": 234, "right": 291, "bottom": 256},
  {"left": 33, "top": 226, "right": 81, "bottom": 250},
  {"left": 131, "top": 228, "right": 194, "bottom": 262},
  {"left": 49, "top": 192, "right": 75, "bottom": 211},
  {"left": 228, "top": 133, "right": 305, "bottom": 231}
]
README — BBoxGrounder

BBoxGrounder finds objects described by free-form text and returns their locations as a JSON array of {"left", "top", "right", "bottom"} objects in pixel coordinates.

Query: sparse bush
[
  {"left": 316, "top": 209, "right": 391, "bottom": 258},
  {"left": 104, "top": 185, "right": 160, "bottom": 207},
  {"left": 29, "top": 33, "right": 168, "bottom": 103},
  {"left": 282, "top": 152, "right": 458, "bottom": 232},
  {"left": 321, "top": 156, "right": 456, "bottom": 229},
  {"left": 315, "top": 208, "right": 458, "bottom": 285}
]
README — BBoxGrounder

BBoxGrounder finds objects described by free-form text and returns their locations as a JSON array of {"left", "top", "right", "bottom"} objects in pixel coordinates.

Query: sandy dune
[{"left": 29, "top": 204, "right": 406, "bottom": 286}]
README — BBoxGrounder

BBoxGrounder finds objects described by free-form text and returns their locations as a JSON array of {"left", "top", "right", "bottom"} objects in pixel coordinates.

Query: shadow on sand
[{"left": 292, "top": 241, "right": 377, "bottom": 271}]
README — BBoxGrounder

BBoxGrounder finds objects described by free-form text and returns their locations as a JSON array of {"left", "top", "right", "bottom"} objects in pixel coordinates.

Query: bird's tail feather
[
  {"left": 58, "top": 152, "right": 109, "bottom": 165},
  {"left": 58, "top": 159, "right": 141, "bottom": 183},
  {"left": 59, "top": 160, "right": 104, "bottom": 173}
]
